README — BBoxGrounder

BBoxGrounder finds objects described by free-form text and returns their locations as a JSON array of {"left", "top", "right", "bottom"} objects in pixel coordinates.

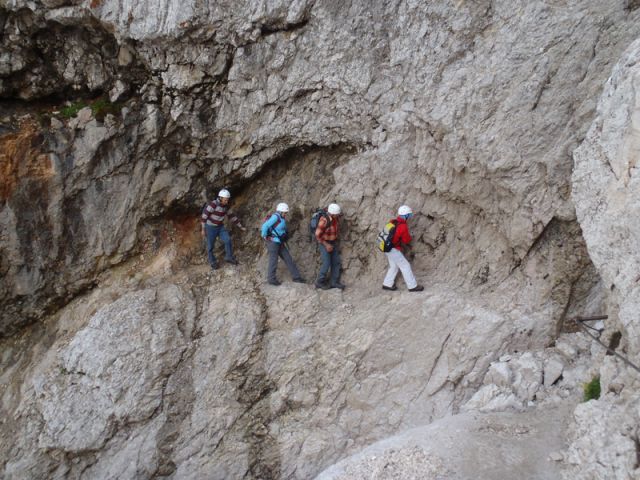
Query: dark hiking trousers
[
  {"left": 317, "top": 241, "right": 341, "bottom": 286},
  {"left": 266, "top": 240, "right": 302, "bottom": 283},
  {"left": 206, "top": 224, "right": 234, "bottom": 267}
]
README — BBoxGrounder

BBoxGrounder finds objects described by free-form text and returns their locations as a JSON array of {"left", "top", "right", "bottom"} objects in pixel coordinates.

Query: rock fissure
[{"left": 260, "top": 19, "right": 310, "bottom": 38}]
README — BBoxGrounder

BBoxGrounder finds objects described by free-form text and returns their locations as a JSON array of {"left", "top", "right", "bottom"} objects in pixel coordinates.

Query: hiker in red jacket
[
  {"left": 315, "top": 203, "right": 345, "bottom": 290},
  {"left": 382, "top": 205, "right": 424, "bottom": 292}
]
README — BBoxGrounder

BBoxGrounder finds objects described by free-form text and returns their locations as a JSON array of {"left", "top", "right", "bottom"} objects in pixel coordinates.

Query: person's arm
[
  {"left": 401, "top": 224, "right": 412, "bottom": 245},
  {"left": 261, "top": 214, "right": 278, "bottom": 239},
  {"left": 315, "top": 216, "right": 326, "bottom": 242},
  {"left": 200, "top": 204, "right": 210, "bottom": 237},
  {"left": 227, "top": 209, "right": 246, "bottom": 231},
  {"left": 315, "top": 217, "right": 333, "bottom": 252}
]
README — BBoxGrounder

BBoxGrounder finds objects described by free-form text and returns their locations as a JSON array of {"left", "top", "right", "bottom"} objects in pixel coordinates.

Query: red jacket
[{"left": 392, "top": 217, "right": 411, "bottom": 250}]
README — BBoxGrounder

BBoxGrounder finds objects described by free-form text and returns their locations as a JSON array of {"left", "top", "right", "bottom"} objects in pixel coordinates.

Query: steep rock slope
[
  {"left": 1, "top": 1, "right": 640, "bottom": 478},
  {"left": 2, "top": 0, "right": 639, "bottom": 335},
  {"left": 0, "top": 238, "right": 543, "bottom": 479},
  {"left": 569, "top": 36, "right": 640, "bottom": 480}
]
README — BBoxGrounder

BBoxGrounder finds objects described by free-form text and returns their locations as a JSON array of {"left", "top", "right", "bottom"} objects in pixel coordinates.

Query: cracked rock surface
[
  {"left": 568, "top": 36, "right": 640, "bottom": 480},
  {"left": 2, "top": 0, "right": 639, "bottom": 335},
  {"left": 1, "top": 0, "right": 640, "bottom": 478},
  {"left": 1, "top": 244, "right": 527, "bottom": 478}
]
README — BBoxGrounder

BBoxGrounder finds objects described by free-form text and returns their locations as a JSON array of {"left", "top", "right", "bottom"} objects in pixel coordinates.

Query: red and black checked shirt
[{"left": 315, "top": 215, "right": 339, "bottom": 242}]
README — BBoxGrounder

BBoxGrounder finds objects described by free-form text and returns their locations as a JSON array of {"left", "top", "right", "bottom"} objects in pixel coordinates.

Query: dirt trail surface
[{"left": 317, "top": 402, "right": 575, "bottom": 480}]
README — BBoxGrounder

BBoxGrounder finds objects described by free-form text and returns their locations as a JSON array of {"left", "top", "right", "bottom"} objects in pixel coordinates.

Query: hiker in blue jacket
[{"left": 261, "top": 203, "right": 305, "bottom": 286}]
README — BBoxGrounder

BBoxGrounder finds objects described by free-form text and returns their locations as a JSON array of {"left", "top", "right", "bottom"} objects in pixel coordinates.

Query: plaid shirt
[
  {"left": 315, "top": 215, "right": 339, "bottom": 242},
  {"left": 201, "top": 199, "right": 242, "bottom": 227}
]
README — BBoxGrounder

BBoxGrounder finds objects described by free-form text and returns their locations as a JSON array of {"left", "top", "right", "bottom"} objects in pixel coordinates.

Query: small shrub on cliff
[
  {"left": 90, "top": 98, "right": 119, "bottom": 121},
  {"left": 58, "top": 97, "right": 120, "bottom": 121},
  {"left": 583, "top": 376, "right": 601, "bottom": 402},
  {"left": 59, "top": 101, "right": 88, "bottom": 119}
]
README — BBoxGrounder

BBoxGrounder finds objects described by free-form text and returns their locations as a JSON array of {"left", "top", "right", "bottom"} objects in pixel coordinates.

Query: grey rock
[
  {"left": 548, "top": 451, "right": 563, "bottom": 462},
  {"left": 543, "top": 356, "right": 565, "bottom": 388},
  {"left": 563, "top": 396, "right": 640, "bottom": 480},
  {"left": 2, "top": 0, "right": 639, "bottom": 340},
  {"left": 554, "top": 340, "right": 578, "bottom": 361},
  {"left": 567, "top": 35, "right": 640, "bottom": 480},
  {"left": 35, "top": 286, "right": 189, "bottom": 452},
  {"left": 117, "top": 46, "right": 134, "bottom": 66},
  {"left": 1, "top": 0, "right": 640, "bottom": 478},
  {"left": 512, "top": 353, "right": 543, "bottom": 402},
  {"left": 462, "top": 384, "right": 521, "bottom": 413},
  {"left": 49, "top": 117, "right": 64, "bottom": 130},
  {"left": 68, "top": 106, "right": 92, "bottom": 129},
  {"left": 317, "top": 403, "right": 574, "bottom": 480},
  {"left": 109, "top": 79, "right": 128, "bottom": 102},
  {"left": 484, "top": 361, "right": 512, "bottom": 388}
]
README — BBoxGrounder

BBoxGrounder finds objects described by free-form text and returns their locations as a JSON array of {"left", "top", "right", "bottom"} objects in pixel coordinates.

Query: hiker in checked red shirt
[
  {"left": 314, "top": 203, "right": 345, "bottom": 290},
  {"left": 382, "top": 205, "right": 424, "bottom": 292},
  {"left": 201, "top": 188, "right": 246, "bottom": 270}
]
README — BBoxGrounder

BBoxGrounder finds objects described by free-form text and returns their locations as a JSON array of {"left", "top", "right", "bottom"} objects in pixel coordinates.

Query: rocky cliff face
[
  {"left": 1, "top": 0, "right": 640, "bottom": 478},
  {"left": 567, "top": 36, "right": 640, "bottom": 480}
]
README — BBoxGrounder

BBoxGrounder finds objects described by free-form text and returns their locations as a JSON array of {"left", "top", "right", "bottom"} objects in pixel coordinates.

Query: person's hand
[
  {"left": 200, "top": 228, "right": 206, "bottom": 238},
  {"left": 325, "top": 243, "right": 334, "bottom": 253}
]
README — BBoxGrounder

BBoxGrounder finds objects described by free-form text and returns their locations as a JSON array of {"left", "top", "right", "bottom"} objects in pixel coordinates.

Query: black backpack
[{"left": 309, "top": 208, "right": 329, "bottom": 242}]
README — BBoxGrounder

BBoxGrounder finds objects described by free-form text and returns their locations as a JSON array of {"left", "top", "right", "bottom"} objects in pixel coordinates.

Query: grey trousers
[{"left": 266, "top": 240, "right": 302, "bottom": 282}]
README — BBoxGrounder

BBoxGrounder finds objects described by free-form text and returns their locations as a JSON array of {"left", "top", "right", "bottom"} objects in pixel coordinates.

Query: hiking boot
[
  {"left": 382, "top": 285, "right": 397, "bottom": 291},
  {"left": 292, "top": 277, "right": 306, "bottom": 284},
  {"left": 409, "top": 285, "right": 424, "bottom": 292},
  {"left": 268, "top": 280, "right": 281, "bottom": 286},
  {"left": 329, "top": 282, "right": 346, "bottom": 290},
  {"left": 315, "top": 281, "right": 330, "bottom": 290},
  {"left": 225, "top": 257, "right": 239, "bottom": 265},
  {"left": 211, "top": 263, "right": 219, "bottom": 271}
]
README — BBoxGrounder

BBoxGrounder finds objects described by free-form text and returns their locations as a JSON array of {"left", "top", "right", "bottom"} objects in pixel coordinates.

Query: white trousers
[{"left": 383, "top": 248, "right": 417, "bottom": 289}]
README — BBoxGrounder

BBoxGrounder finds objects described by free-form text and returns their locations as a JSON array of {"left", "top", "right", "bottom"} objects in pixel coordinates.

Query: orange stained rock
[{"left": 0, "top": 119, "right": 53, "bottom": 201}]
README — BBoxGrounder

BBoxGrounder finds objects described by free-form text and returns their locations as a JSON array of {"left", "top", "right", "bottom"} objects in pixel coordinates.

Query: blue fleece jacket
[{"left": 261, "top": 213, "right": 287, "bottom": 243}]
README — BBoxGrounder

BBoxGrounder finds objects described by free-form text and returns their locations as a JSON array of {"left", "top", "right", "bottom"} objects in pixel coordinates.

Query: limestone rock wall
[
  {"left": 568, "top": 36, "right": 640, "bottom": 480},
  {"left": 1, "top": 0, "right": 640, "bottom": 478},
  {"left": 2, "top": 0, "right": 640, "bottom": 336}
]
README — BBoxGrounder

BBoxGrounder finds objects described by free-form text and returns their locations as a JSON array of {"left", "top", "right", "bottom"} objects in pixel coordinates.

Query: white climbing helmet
[
  {"left": 328, "top": 203, "right": 341, "bottom": 215},
  {"left": 398, "top": 205, "right": 413, "bottom": 216},
  {"left": 276, "top": 202, "right": 289, "bottom": 213},
  {"left": 218, "top": 188, "right": 231, "bottom": 198}
]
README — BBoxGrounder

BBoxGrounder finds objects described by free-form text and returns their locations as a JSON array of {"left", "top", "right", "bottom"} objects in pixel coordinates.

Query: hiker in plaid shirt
[{"left": 314, "top": 203, "right": 345, "bottom": 290}]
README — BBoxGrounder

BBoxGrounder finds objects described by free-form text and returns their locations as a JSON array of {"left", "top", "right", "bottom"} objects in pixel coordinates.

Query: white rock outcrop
[{"left": 568, "top": 36, "right": 640, "bottom": 480}]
